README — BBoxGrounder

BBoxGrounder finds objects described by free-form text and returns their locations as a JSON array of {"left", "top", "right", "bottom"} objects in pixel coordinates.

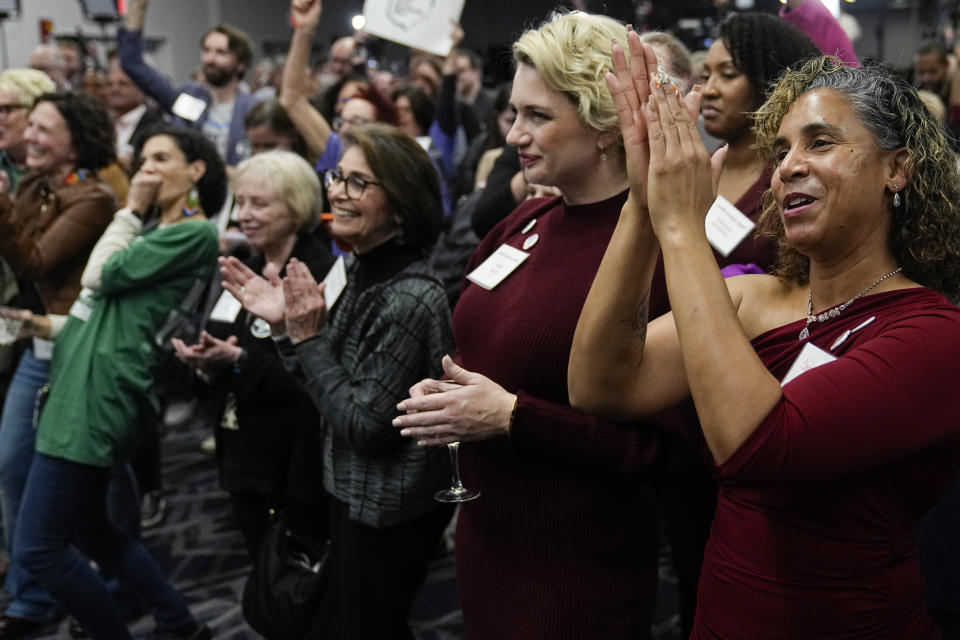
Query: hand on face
[
  {"left": 219, "top": 256, "right": 286, "bottom": 332},
  {"left": 126, "top": 170, "right": 163, "bottom": 214},
  {"left": 605, "top": 31, "right": 702, "bottom": 213},
  {"left": 392, "top": 355, "right": 517, "bottom": 446},
  {"left": 282, "top": 258, "right": 327, "bottom": 344}
]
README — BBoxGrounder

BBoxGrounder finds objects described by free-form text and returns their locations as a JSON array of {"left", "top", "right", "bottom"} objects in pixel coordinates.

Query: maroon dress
[
  {"left": 693, "top": 287, "right": 960, "bottom": 639},
  {"left": 452, "top": 191, "right": 683, "bottom": 639}
]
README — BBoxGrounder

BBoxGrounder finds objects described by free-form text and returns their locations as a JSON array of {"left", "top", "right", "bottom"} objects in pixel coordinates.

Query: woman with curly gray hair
[{"left": 571, "top": 39, "right": 960, "bottom": 639}]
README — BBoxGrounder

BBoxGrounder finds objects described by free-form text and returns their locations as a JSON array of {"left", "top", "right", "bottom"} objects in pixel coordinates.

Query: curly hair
[
  {"left": 0, "top": 69, "right": 56, "bottom": 108},
  {"left": 512, "top": 11, "right": 627, "bottom": 136},
  {"left": 132, "top": 123, "right": 228, "bottom": 216},
  {"left": 719, "top": 13, "right": 821, "bottom": 103},
  {"left": 753, "top": 56, "right": 960, "bottom": 299},
  {"left": 34, "top": 92, "right": 114, "bottom": 171}
]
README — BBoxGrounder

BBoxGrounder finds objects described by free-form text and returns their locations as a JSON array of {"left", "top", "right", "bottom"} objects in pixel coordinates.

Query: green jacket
[{"left": 37, "top": 220, "right": 218, "bottom": 467}]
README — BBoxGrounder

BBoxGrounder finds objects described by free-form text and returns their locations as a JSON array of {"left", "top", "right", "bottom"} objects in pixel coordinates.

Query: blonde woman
[{"left": 394, "top": 12, "right": 671, "bottom": 638}]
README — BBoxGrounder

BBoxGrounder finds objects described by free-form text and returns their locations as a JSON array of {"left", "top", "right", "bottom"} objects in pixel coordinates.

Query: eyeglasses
[
  {"left": 332, "top": 115, "right": 374, "bottom": 131},
  {"left": 323, "top": 169, "right": 380, "bottom": 200},
  {"left": 0, "top": 104, "right": 26, "bottom": 118}
]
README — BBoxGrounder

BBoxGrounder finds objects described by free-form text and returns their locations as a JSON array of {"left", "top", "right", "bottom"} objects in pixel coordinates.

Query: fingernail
[
  {"left": 401, "top": 429, "right": 412, "bottom": 436},
  {"left": 392, "top": 417, "right": 402, "bottom": 427},
  {"left": 417, "top": 440, "right": 427, "bottom": 447},
  {"left": 674, "top": 85, "right": 680, "bottom": 97},
  {"left": 652, "top": 77, "right": 661, "bottom": 89},
  {"left": 396, "top": 402, "right": 405, "bottom": 411},
  {"left": 612, "top": 38, "right": 618, "bottom": 46},
  {"left": 626, "top": 23, "right": 634, "bottom": 31},
  {"left": 692, "top": 84, "right": 702, "bottom": 93}
]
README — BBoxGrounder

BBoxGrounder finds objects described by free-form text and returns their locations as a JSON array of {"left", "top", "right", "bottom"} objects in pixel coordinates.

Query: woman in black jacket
[{"left": 172, "top": 150, "right": 334, "bottom": 557}]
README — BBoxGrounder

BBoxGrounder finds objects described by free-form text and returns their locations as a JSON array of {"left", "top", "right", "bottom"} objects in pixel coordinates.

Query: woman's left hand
[
  {"left": 643, "top": 73, "right": 724, "bottom": 239},
  {"left": 283, "top": 258, "right": 327, "bottom": 344},
  {"left": 393, "top": 355, "right": 517, "bottom": 446},
  {"left": 171, "top": 331, "right": 242, "bottom": 375}
]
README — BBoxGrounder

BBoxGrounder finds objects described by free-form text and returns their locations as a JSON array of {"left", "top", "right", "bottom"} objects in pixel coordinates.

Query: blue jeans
[
  {"left": 14, "top": 453, "right": 195, "bottom": 639},
  {"left": 0, "top": 350, "right": 143, "bottom": 624},
  {"left": 0, "top": 349, "right": 58, "bottom": 622}
]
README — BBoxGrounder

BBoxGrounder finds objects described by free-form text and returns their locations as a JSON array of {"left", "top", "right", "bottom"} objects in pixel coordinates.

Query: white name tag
[
  {"left": 705, "top": 195, "right": 756, "bottom": 257},
  {"left": 32, "top": 337, "right": 54, "bottom": 361},
  {"left": 171, "top": 93, "right": 207, "bottom": 122},
  {"left": 466, "top": 243, "right": 530, "bottom": 290},
  {"left": 209, "top": 289, "right": 242, "bottom": 323},
  {"left": 68, "top": 287, "right": 95, "bottom": 322},
  {"left": 322, "top": 257, "right": 347, "bottom": 310},
  {"left": 781, "top": 342, "right": 837, "bottom": 387}
]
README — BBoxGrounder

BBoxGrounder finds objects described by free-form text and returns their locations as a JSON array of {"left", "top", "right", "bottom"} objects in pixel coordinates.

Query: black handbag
[{"left": 241, "top": 518, "right": 333, "bottom": 639}]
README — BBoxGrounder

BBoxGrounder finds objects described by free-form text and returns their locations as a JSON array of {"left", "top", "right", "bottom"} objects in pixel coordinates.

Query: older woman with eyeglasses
[{"left": 220, "top": 123, "right": 453, "bottom": 639}]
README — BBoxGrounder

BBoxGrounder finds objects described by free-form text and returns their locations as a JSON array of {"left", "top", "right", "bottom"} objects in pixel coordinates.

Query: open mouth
[
  {"left": 332, "top": 208, "right": 361, "bottom": 219},
  {"left": 784, "top": 194, "right": 816, "bottom": 211}
]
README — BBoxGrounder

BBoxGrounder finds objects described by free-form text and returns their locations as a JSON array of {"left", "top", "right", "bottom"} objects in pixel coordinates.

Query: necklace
[{"left": 799, "top": 267, "right": 902, "bottom": 341}]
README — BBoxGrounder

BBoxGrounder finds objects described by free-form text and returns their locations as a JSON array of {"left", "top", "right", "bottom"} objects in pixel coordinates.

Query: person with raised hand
[{"left": 570, "top": 37, "right": 960, "bottom": 638}]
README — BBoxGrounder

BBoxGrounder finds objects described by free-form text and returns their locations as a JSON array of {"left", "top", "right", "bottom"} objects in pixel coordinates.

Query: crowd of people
[{"left": 0, "top": 0, "right": 959, "bottom": 638}]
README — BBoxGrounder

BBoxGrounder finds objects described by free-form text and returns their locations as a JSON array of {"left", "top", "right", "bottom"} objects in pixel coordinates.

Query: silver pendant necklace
[{"left": 798, "top": 267, "right": 902, "bottom": 341}]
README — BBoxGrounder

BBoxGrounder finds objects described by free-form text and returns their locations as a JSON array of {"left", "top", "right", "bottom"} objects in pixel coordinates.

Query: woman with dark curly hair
[
  {"left": 699, "top": 12, "right": 821, "bottom": 273},
  {"left": 571, "top": 42, "right": 960, "bottom": 639},
  {"left": 0, "top": 91, "right": 118, "bottom": 637},
  {"left": 0, "top": 124, "right": 224, "bottom": 640}
]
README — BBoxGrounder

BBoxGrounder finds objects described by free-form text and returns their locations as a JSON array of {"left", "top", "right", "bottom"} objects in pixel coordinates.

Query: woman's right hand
[
  {"left": 291, "top": 0, "right": 321, "bottom": 30},
  {"left": 125, "top": 171, "right": 162, "bottom": 216},
  {"left": 219, "top": 257, "right": 287, "bottom": 332}
]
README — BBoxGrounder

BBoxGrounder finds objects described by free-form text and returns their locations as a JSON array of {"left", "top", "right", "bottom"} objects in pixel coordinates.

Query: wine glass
[{"left": 435, "top": 441, "right": 479, "bottom": 502}]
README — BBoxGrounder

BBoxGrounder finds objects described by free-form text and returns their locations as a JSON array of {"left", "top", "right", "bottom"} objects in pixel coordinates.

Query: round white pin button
[
  {"left": 522, "top": 233, "right": 539, "bottom": 250},
  {"left": 521, "top": 219, "right": 537, "bottom": 234}
]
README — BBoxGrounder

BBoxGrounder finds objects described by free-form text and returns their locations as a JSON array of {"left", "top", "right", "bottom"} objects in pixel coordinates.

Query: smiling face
[
  {"left": 504, "top": 63, "right": 599, "bottom": 198},
  {"left": 23, "top": 101, "right": 75, "bottom": 175},
  {"left": 328, "top": 146, "right": 396, "bottom": 253},
  {"left": 235, "top": 175, "right": 298, "bottom": 253},
  {"left": 771, "top": 89, "right": 899, "bottom": 258},
  {"left": 699, "top": 40, "right": 760, "bottom": 142},
  {"left": 138, "top": 134, "right": 205, "bottom": 211},
  {"left": 0, "top": 89, "right": 29, "bottom": 155}
]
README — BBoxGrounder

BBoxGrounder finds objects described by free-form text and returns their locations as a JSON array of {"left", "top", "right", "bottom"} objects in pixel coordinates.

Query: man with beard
[{"left": 117, "top": 0, "right": 260, "bottom": 166}]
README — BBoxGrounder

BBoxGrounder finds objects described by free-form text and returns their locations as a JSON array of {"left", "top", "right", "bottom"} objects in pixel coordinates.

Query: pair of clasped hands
[
  {"left": 394, "top": 34, "right": 725, "bottom": 447},
  {"left": 171, "top": 257, "right": 327, "bottom": 378}
]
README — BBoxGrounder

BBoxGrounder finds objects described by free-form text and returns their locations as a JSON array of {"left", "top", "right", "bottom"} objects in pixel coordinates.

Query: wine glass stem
[{"left": 447, "top": 442, "right": 466, "bottom": 489}]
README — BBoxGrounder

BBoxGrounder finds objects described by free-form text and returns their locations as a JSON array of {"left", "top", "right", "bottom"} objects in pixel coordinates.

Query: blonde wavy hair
[
  {"left": 513, "top": 11, "right": 627, "bottom": 137},
  {"left": 753, "top": 56, "right": 960, "bottom": 298},
  {"left": 232, "top": 150, "right": 320, "bottom": 231},
  {"left": 0, "top": 69, "right": 56, "bottom": 108}
]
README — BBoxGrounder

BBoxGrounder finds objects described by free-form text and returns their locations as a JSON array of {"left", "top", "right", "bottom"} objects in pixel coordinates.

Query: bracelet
[
  {"left": 232, "top": 348, "right": 247, "bottom": 374},
  {"left": 506, "top": 394, "right": 519, "bottom": 434}
]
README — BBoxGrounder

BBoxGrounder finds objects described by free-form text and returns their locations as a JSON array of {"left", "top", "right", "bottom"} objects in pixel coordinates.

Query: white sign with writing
[{"left": 362, "top": 0, "right": 466, "bottom": 56}]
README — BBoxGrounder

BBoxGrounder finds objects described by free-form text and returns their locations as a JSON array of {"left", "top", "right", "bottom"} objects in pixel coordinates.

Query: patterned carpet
[{"left": 6, "top": 420, "right": 681, "bottom": 639}]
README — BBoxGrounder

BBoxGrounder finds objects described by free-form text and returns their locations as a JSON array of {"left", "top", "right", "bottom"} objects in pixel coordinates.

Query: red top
[
  {"left": 693, "top": 287, "right": 960, "bottom": 639},
  {"left": 452, "top": 191, "right": 687, "bottom": 639}
]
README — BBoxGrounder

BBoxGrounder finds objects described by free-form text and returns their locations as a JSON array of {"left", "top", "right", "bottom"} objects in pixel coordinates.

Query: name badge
[
  {"left": 171, "top": 93, "right": 207, "bottom": 122},
  {"left": 68, "top": 287, "right": 95, "bottom": 322},
  {"left": 781, "top": 342, "right": 837, "bottom": 387},
  {"left": 705, "top": 195, "right": 756, "bottom": 257},
  {"left": 209, "top": 289, "right": 242, "bottom": 323},
  {"left": 322, "top": 257, "right": 347, "bottom": 310},
  {"left": 32, "top": 337, "right": 55, "bottom": 361},
  {"left": 466, "top": 243, "right": 530, "bottom": 290}
]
